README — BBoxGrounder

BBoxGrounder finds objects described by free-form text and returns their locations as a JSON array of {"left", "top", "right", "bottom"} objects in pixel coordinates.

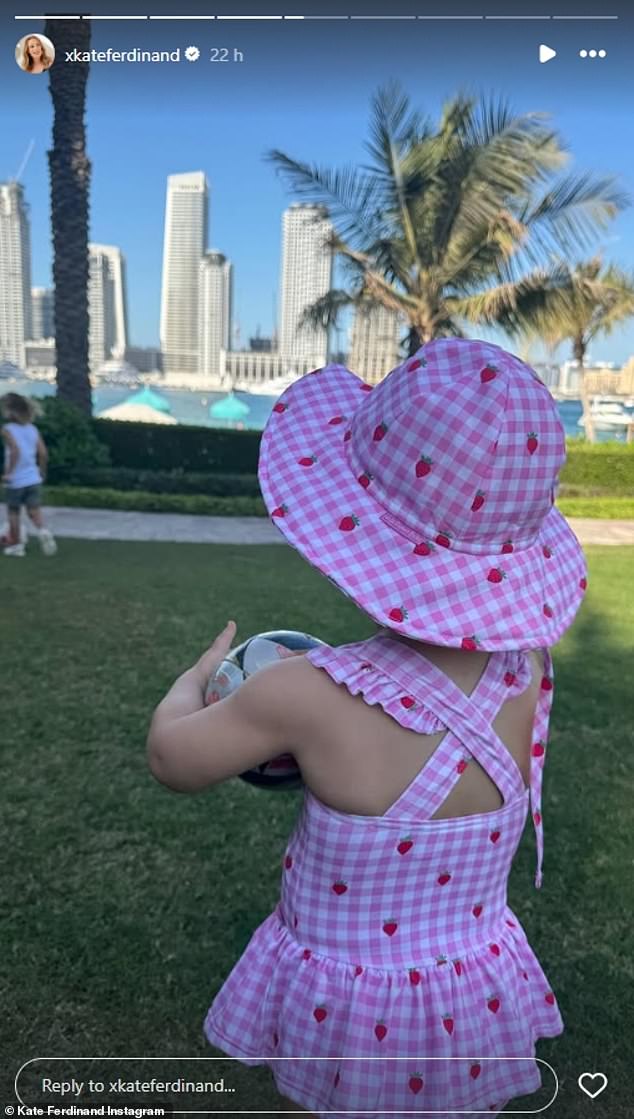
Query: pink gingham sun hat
[{"left": 258, "top": 338, "right": 588, "bottom": 651}]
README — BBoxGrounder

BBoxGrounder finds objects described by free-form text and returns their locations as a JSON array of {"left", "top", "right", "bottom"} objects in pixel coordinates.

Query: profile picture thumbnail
[{"left": 15, "top": 33, "right": 55, "bottom": 74}]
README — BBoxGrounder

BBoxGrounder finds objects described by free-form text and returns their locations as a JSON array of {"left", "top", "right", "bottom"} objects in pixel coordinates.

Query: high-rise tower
[
  {"left": 199, "top": 251, "right": 232, "bottom": 380},
  {"left": 349, "top": 302, "right": 402, "bottom": 384},
  {"left": 278, "top": 204, "right": 333, "bottom": 369},
  {"left": 159, "top": 171, "right": 208, "bottom": 376},
  {"left": 0, "top": 182, "right": 32, "bottom": 368},
  {"left": 31, "top": 287, "right": 54, "bottom": 341},
  {"left": 88, "top": 243, "right": 129, "bottom": 372}
]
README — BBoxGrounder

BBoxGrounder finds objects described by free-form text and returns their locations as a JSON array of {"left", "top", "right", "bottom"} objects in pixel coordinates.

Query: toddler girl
[
  {"left": 147, "top": 338, "right": 587, "bottom": 1117},
  {"left": 1, "top": 393, "right": 56, "bottom": 557}
]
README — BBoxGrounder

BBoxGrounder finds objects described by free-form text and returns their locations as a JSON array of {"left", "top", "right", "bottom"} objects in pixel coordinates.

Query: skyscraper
[
  {"left": 31, "top": 287, "right": 54, "bottom": 341},
  {"left": 0, "top": 182, "right": 32, "bottom": 368},
  {"left": 278, "top": 204, "right": 333, "bottom": 368},
  {"left": 88, "top": 244, "right": 129, "bottom": 373},
  {"left": 349, "top": 302, "right": 403, "bottom": 384},
  {"left": 160, "top": 171, "right": 209, "bottom": 376},
  {"left": 199, "top": 251, "right": 232, "bottom": 379}
]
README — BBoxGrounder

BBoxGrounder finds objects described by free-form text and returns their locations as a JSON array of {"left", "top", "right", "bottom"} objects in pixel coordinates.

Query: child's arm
[
  {"left": 36, "top": 434, "right": 48, "bottom": 482},
  {"left": 1, "top": 428, "right": 18, "bottom": 483},
  {"left": 147, "top": 622, "right": 308, "bottom": 794}
]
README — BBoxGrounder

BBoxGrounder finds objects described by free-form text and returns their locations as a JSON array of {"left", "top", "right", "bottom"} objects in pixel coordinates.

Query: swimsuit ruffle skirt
[{"left": 204, "top": 633, "right": 563, "bottom": 1116}]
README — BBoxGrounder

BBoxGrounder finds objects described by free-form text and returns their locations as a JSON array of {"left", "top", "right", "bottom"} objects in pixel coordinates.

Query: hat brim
[{"left": 258, "top": 365, "right": 587, "bottom": 651}]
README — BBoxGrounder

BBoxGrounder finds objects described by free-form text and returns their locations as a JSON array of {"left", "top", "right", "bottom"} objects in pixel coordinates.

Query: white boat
[
  {"left": 231, "top": 374, "right": 299, "bottom": 397},
  {"left": 577, "top": 398, "right": 633, "bottom": 431}
]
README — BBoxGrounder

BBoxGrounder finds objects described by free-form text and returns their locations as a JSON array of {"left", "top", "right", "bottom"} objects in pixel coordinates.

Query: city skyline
[
  {"left": 1, "top": 174, "right": 399, "bottom": 381},
  {"left": 4, "top": 172, "right": 634, "bottom": 388},
  {"left": 2, "top": 14, "right": 633, "bottom": 365}
]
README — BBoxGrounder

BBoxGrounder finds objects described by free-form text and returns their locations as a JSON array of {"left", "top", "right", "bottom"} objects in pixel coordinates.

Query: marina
[{"left": 1, "top": 375, "right": 632, "bottom": 442}]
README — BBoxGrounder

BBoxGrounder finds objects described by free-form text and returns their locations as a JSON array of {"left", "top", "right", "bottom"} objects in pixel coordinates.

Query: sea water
[{"left": 2, "top": 378, "right": 627, "bottom": 443}]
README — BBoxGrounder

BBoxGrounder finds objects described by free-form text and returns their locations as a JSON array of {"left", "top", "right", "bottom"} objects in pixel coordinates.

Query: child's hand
[{"left": 193, "top": 620, "right": 237, "bottom": 688}]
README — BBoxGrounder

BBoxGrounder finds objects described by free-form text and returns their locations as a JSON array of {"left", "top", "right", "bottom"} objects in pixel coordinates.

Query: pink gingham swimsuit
[{"left": 204, "top": 631, "right": 563, "bottom": 1116}]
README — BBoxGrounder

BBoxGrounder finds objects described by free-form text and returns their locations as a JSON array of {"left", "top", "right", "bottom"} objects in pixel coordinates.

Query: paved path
[
  {"left": 39, "top": 506, "right": 284, "bottom": 544},
  {"left": 36, "top": 506, "right": 634, "bottom": 546},
  {"left": 564, "top": 518, "right": 634, "bottom": 545}
]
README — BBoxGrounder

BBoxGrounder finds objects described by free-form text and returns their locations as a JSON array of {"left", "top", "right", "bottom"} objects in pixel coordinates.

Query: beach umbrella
[
  {"left": 209, "top": 391, "right": 250, "bottom": 421},
  {"left": 124, "top": 385, "right": 172, "bottom": 413},
  {"left": 97, "top": 402, "right": 177, "bottom": 425}
]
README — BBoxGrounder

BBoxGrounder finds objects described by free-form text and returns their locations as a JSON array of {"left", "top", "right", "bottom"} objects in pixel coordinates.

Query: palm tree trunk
[
  {"left": 406, "top": 325, "right": 423, "bottom": 357},
  {"left": 45, "top": 18, "right": 92, "bottom": 415},
  {"left": 574, "top": 336, "right": 596, "bottom": 443}
]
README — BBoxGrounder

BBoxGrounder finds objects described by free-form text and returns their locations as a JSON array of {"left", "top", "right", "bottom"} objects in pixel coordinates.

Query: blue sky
[{"left": 3, "top": 9, "right": 633, "bottom": 363}]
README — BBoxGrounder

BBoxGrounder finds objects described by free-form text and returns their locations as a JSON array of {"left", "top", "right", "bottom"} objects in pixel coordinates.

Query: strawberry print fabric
[
  {"left": 204, "top": 633, "right": 562, "bottom": 1116},
  {"left": 257, "top": 338, "right": 588, "bottom": 652}
]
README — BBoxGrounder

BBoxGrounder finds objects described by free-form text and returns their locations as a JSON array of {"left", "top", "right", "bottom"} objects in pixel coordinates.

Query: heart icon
[{"left": 578, "top": 1072, "right": 608, "bottom": 1099}]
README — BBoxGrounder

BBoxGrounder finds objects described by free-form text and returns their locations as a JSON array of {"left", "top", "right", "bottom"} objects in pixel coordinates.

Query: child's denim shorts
[{"left": 4, "top": 484, "right": 42, "bottom": 510}]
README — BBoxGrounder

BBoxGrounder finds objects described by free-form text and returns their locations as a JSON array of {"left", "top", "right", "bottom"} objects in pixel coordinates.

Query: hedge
[
  {"left": 43, "top": 486, "right": 266, "bottom": 517},
  {"left": 41, "top": 484, "right": 634, "bottom": 520},
  {"left": 92, "top": 418, "right": 261, "bottom": 474},
  {"left": 561, "top": 445, "right": 634, "bottom": 494},
  {"left": 46, "top": 465, "right": 261, "bottom": 497},
  {"left": 36, "top": 396, "right": 111, "bottom": 468},
  {"left": 556, "top": 497, "right": 634, "bottom": 518},
  {"left": 32, "top": 397, "right": 634, "bottom": 495}
]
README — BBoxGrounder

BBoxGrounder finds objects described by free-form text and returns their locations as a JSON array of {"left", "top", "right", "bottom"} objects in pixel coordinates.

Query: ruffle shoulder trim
[{"left": 305, "top": 640, "right": 533, "bottom": 735}]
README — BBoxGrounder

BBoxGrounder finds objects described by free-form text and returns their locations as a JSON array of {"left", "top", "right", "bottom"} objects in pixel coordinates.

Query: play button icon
[{"left": 539, "top": 43, "right": 557, "bottom": 63}]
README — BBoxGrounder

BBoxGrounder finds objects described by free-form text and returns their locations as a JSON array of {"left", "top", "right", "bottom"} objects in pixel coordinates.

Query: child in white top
[{"left": 1, "top": 393, "right": 57, "bottom": 557}]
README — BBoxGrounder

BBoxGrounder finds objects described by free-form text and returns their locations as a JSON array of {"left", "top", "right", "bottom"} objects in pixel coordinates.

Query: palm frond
[
  {"left": 456, "top": 258, "right": 634, "bottom": 350},
  {"left": 410, "top": 96, "right": 568, "bottom": 271},
  {"left": 364, "top": 82, "right": 429, "bottom": 176},
  {"left": 297, "top": 290, "right": 356, "bottom": 331},
  {"left": 360, "top": 83, "right": 427, "bottom": 274},
  {"left": 265, "top": 150, "right": 385, "bottom": 247},
  {"left": 519, "top": 172, "right": 630, "bottom": 261},
  {"left": 453, "top": 264, "right": 575, "bottom": 335},
  {"left": 266, "top": 84, "right": 631, "bottom": 351}
]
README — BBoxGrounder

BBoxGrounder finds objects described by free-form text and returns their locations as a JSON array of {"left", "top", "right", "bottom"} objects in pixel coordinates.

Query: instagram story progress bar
[{"left": 13, "top": 11, "right": 621, "bottom": 18}]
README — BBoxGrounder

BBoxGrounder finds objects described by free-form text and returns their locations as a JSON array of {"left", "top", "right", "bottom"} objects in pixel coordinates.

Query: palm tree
[
  {"left": 267, "top": 84, "right": 628, "bottom": 357},
  {"left": 471, "top": 257, "right": 634, "bottom": 442},
  {"left": 45, "top": 17, "right": 92, "bottom": 415}
]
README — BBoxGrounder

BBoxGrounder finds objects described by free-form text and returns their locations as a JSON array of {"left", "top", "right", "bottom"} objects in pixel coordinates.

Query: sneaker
[
  {"left": 3, "top": 543, "right": 25, "bottom": 557},
  {"left": 39, "top": 529, "right": 57, "bottom": 556}
]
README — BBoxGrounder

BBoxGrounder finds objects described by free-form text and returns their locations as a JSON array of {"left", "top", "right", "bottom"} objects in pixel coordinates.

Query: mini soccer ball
[{"left": 205, "top": 629, "right": 325, "bottom": 789}]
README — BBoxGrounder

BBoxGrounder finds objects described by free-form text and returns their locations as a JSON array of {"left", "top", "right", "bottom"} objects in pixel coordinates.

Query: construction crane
[{"left": 13, "top": 140, "right": 35, "bottom": 183}]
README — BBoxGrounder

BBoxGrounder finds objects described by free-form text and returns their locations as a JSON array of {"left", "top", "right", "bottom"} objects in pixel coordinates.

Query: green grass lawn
[{"left": 1, "top": 542, "right": 632, "bottom": 1117}]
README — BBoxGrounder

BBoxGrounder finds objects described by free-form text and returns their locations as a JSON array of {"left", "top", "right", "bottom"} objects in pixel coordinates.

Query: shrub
[
  {"left": 34, "top": 402, "right": 634, "bottom": 494},
  {"left": 562, "top": 444, "right": 634, "bottom": 494},
  {"left": 42, "top": 486, "right": 266, "bottom": 517},
  {"left": 93, "top": 418, "right": 261, "bottom": 474},
  {"left": 557, "top": 496, "right": 634, "bottom": 518},
  {"left": 45, "top": 465, "right": 261, "bottom": 497},
  {"left": 35, "top": 397, "right": 111, "bottom": 469}
]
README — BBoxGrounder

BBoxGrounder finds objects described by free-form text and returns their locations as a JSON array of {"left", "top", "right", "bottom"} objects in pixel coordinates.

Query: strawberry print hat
[{"left": 258, "top": 338, "right": 587, "bottom": 650}]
